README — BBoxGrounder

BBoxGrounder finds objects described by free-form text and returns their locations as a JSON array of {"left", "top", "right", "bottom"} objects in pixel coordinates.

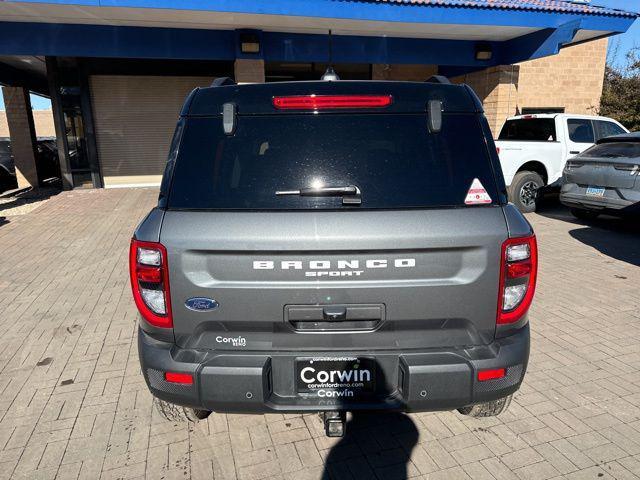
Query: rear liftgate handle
[{"left": 323, "top": 306, "right": 347, "bottom": 322}]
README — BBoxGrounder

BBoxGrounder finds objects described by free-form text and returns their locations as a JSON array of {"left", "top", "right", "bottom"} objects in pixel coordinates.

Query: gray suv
[{"left": 130, "top": 78, "right": 537, "bottom": 436}]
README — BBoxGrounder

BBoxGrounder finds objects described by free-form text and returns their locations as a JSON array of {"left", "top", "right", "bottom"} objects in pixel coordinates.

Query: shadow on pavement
[
  {"left": 0, "top": 186, "right": 61, "bottom": 214},
  {"left": 0, "top": 217, "right": 8, "bottom": 228},
  {"left": 535, "top": 197, "right": 640, "bottom": 267},
  {"left": 320, "top": 361, "right": 419, "bottom": 479},
  {"left": 569, "top": 227, "right": 640, "bottom": 267},
  {"left": 322, "top": 411, "right": 419, "bottom": 479}
]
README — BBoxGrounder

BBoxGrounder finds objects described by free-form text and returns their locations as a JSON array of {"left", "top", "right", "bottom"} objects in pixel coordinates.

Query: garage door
[{"left": 90, "top": 75, "right": 213, "bottom": 188}]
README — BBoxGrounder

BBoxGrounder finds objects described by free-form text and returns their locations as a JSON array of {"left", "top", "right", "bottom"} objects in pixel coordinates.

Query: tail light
[
  {"left": 614, "top": 163, "right": 639, "bottom": 173},
  {"left": 272, "top": 94, "right": 393, "bottom": 110},
  {"left": 129, "top": 239, "right": 172, "bottom": 328},
  {"left": 497, "top": 235, "right": 537, "bottom": 325},
  {"left": 564, "top": 160, "right": 583, "bottom": 171},
  {"left": 496, "top": 147, "right": 500, "bottom": 156}
]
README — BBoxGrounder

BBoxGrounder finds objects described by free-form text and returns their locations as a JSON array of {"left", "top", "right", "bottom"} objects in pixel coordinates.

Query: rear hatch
[
  {"left": 160, "top": 81, "right": 509, "bottom": 352},
  {"left": 566, "top": 140, "right": 640, "bottom": 190}
]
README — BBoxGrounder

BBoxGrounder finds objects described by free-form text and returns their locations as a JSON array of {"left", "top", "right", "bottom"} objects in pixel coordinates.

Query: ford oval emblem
[{"left": 185, "top": 297, "right": 219, "bottom": 311}]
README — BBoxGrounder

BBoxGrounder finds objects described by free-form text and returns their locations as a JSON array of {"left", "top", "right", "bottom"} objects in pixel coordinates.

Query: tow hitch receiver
[{"left": 322, "top": 411, "right": 347, "bottom": 437}]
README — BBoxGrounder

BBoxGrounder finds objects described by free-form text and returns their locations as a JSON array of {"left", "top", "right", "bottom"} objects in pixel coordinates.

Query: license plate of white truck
[
  {"left": 296, "top": 357, "right": 376, "bottom": 395},
  {"left": 586, "top": 186, "right": 605, "bottom": 197}
]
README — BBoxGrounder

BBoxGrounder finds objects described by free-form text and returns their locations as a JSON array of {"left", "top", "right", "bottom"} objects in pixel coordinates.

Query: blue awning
[{"left": 0, "top": 0, "right": 636, "bottom": 68}]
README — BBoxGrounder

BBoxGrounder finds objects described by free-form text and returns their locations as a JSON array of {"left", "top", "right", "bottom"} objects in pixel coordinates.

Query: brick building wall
[
  {"left": 451, "top": 65, "right": 520, "bottom": 134},
  {"left": 516, "top": 38, "right": 608, "bottom": 117},
  {"left": 372, "top": 64, "right": 438, "bottom": 81},
  {"left": 2, "top": 87, "right": 39, "bottom": 187},
  {"left": 452, "top": 38, "right": 609, "bottom": 135},
  {"left": 0, "top": 110, "right": 56, "bottom": 138}
]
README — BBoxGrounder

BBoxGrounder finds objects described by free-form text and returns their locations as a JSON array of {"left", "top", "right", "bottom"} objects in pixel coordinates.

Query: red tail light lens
[
  {"left": 272, "top": 94, "right": 393, "bottom": 110},
  {"left": 164, "top": 372, "right": 193, "bottom": 385},
  {"left": 497, "top": 235, "right": 537, "bottom": 325},
  {"left": 129, "top": 239, "right": 172, "bottom": 328},
  {"left": 136, "top": 266, "right": 162, "bottom": 283},
  {"left": 478, "top": 368, "right": 506, "bottom": 381}
]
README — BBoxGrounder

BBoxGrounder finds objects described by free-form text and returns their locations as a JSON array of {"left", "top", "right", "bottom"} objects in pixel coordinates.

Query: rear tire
[
  {"left": 458, "top": 394, "right": 512, "bottom": 417},
  {"left": 570, "top": 208, "right": 599, "bottom": 220},
  {"left": 509, "top": 171, "right": 544, "bottom": 213},
  {"left": 153, "top": 397, "right": 211, "bottom": 423}
]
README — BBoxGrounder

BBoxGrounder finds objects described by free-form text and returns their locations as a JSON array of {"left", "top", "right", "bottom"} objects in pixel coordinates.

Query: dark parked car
[
  {"left": 0, "top": 137, "right": 61, "bottom": 193},
  {"left": 0, "top": 138, "right": 16, "bottom": 191},
  {"left": 561, "top": 132, "right": 640, "bottom": 219},
  {"left": 130, "top": 78, "right": 538, "bottom": 436}
]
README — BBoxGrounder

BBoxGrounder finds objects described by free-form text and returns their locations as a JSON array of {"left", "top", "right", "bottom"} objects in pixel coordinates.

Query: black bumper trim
[{"left": 138, "top": 325, "right": 529, "bottom": 413}]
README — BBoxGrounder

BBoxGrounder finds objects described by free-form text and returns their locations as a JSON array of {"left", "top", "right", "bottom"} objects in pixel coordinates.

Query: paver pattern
[{"left": 0, "top": 188, "right": 639, "bottom": 479}]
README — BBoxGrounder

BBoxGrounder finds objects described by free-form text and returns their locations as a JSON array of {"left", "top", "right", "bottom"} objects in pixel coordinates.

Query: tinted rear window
[
  {"left": 168, "top": 113, "right": 499, "bottom": 210},
  {"left": 582, "top": 142, "right": 640, "bottom": 159},
  {"left": 498, "top": 118, "right": 557, "bottom": 141}
]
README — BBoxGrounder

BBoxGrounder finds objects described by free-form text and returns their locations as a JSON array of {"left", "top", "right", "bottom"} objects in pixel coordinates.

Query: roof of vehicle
[
  {"left": 505, "top": 113, "right": 623, "bottom": 121},
  {"left": 597, "top": 132, "right": 640, "bottom": 144},
  {"left": 184, "top": 80, "right": 483, "bottom": 116}
]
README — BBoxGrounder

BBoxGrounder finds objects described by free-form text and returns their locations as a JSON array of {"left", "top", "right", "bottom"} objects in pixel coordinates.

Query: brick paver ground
[{"left": 0, "top": 188, "right": 639, "bottom": 480}]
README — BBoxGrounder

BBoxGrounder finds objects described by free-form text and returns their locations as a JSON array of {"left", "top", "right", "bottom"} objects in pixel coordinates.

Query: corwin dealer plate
[{"left": 296, "top": 357, "right": 376, "bottom": 396}]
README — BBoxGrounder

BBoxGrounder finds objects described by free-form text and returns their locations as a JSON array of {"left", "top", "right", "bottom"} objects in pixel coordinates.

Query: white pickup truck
[{"left": 495, "top": 114, "right": 628, "bottom": 212}]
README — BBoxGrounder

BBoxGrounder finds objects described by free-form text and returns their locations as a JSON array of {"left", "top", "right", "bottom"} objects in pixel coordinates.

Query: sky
[
  {"left": 601, "top": 0, "right": 640, "bottom": 66},
  {"left": 2, "top": 0, "right": 640, "bottom": 111}
]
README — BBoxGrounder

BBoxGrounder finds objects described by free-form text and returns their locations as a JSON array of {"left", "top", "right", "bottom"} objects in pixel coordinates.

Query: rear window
[
  {"left": 168, "top": 113, "right": 499, "bottom": 210},
  {"left": 498, "top": 118, "right": 556, "bottom": 141},
  {"left": 581, "top": 142, "right": 640, "bottom": 159}
]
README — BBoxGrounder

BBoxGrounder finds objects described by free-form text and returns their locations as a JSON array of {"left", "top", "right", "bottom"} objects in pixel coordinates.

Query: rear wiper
[{"left": 276, "top": 185, "right": 362, "bottom": 205}]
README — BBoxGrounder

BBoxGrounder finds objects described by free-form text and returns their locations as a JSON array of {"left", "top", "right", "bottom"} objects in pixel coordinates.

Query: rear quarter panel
[{"left": 495, "top": 141, "right": 562, "bottom": 185}]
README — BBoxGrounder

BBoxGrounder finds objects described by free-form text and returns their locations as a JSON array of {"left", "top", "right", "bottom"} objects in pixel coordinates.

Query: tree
[{"left": 599, "top": 48, "right": 640, "bottom": 132}]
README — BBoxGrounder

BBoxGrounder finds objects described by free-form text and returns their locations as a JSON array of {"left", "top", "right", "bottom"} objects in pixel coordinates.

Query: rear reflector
[
  {"left": 273, "top": 94, "right": 393, "bottom": 110},
  {"left": 478, "top": 368, "right": 506, "bottom": 382},
  {"left": 137, "top": 265, "right": 162, "bottom": 283},
  {"left": 164, "top": 372, "right": 193, "bottom": 385},
  {"left": 507, "top": 262, "right": 531, "bottom": 278}
]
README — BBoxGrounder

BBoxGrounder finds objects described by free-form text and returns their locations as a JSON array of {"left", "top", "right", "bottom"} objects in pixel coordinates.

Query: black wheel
[
  {"left": 509, "top": 171, "right": 544, "bottom": 213},
  {"left": 570, "top": 208, "right": 599, "bottom": 220},
  {"left": 458, "top": 394, "right": 512, "bottom": 417},
  {"left": 153, "top": 397, "right": 211, "bottom": 423}
]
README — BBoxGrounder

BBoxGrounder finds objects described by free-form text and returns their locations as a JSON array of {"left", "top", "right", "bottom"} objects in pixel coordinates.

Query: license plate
[
  {"left": 586, "top": 186, "right": 605, "bottom": 197},
  {"left": 296, "top": 357, "right": 375, "bottom": 395}
]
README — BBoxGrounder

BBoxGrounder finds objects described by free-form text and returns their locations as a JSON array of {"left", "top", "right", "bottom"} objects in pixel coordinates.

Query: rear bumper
[
  {"left": 138, "top": 325, "right": 529, "bottom": 413},
  {"left": 560, "top": 183, "right": 640, "bottom": 214}
]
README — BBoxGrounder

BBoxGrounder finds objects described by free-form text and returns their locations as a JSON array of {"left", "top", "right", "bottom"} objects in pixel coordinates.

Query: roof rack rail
[
  {"left": 211, "top": 77, "right": 236, "bottom": 87},
  {"left": 425, "top": 75, "right": 451, "bottom": 85}
]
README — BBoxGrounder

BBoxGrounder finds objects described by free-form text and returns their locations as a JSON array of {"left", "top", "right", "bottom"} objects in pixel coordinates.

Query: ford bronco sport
[{"left": 130, "top": 78, "right": 537, "bottom": 436}]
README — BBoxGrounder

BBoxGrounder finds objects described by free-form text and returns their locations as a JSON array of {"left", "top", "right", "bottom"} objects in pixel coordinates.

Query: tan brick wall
[
  {"left": 234, "top": 59, "right": 265, "bottom": 83},
  {"left": 452, "top": 39, "right": 608, "bottom": 136},
  {"left": 2, "top": 87, "right": 38, "bottom": 188},
  {"left": 451, "top": 65, "right": 520, "bottom": 134},
  {"left": 0, "top": 110, "right": 55, "bottom": 138},
  {"left": 516, "top": 38, "right": 607, "bottom": 117},
  {"left": 372, "top": 64, "right": 438, "bottom": 81}
]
